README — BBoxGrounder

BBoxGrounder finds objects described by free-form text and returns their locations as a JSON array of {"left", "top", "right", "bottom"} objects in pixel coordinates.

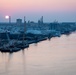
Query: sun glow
[{"left": 5, "top": 15, "right": 9, "bottom": 19}]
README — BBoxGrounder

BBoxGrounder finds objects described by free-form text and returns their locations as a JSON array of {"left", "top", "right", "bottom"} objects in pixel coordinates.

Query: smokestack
[
  {"left": 9, "top": 16, "right": 11, "bottom": 23},
  {"left": 24, "top": 16, "right": 26, "bottom": 23}
]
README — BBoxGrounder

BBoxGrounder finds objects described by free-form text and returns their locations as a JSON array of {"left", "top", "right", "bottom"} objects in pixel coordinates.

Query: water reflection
[
  {"left": 5, "top": 53, "right": 13, "bottom": 75},
  {"left": 0, "top": 53, "right": 13, "bottom": 75},
  {"left": 21, "top": 50, "right": 26, "bottom": 75},
  {"left": 0, "top": 32, "right": 76, "bottom": 75}
]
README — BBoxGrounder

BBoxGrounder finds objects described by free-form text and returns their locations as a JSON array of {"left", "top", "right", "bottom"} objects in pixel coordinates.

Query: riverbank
[{"left": 0, "top": 30, "right": 75, "bottom": 53}]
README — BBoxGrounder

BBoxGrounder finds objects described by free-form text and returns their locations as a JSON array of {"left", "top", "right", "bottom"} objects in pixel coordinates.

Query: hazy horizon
[{"left": 0, "top": 0, "right": 76, "bottom": 22}]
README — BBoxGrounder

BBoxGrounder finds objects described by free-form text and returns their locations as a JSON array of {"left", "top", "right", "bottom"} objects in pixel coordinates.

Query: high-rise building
[{"left": 16, "top": 19, "right": 22, "bottom": 25}]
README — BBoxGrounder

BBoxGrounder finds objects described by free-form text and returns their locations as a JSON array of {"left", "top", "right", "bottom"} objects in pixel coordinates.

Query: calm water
[{"left": 0, "top": 32, "right": 76, "bottom": 75}]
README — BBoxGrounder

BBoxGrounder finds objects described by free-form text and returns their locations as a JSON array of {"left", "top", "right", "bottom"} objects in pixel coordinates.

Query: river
[{"left": 0, "top": 32, "right": 76, "bottom": 75}]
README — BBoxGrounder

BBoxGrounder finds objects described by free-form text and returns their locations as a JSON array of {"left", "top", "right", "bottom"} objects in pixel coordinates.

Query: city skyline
[{"left": 0, "top": 0, "right": 76, "bottom": 22}]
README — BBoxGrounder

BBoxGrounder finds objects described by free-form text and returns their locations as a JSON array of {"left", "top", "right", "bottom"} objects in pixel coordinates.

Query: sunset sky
[{"left": 0, "top": 0, "right": 76, "bottom": 22}]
